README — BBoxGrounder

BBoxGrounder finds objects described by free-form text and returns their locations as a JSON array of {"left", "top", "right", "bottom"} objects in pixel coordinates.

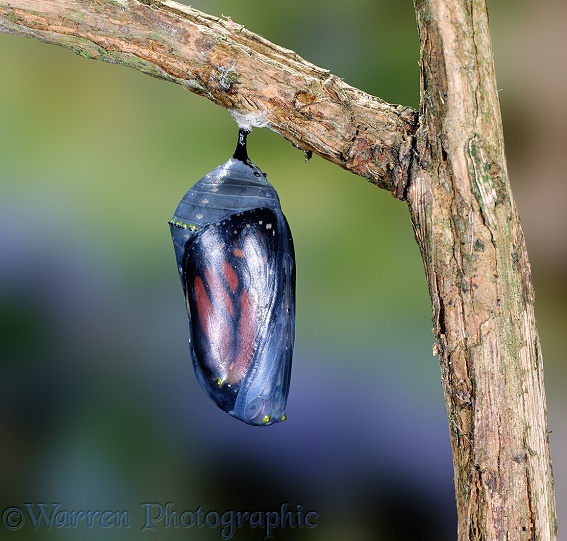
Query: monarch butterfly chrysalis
[{"left": 169, "top": 129, "right": 295, "bottom": 426}]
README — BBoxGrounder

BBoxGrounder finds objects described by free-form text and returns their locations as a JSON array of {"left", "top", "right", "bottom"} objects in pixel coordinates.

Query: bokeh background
[{"left": 0, "top": 0, "right": 565, "bottom": 539}]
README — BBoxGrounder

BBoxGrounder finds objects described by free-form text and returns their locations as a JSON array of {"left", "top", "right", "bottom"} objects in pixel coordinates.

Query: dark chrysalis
[{"left": 169, "top": 129, "right": 295, "bottom": 426}]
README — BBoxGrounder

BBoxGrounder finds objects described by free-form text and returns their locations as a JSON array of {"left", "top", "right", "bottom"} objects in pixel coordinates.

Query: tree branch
[
  {"left": 0, "top": 0, "right": 416, "bottom": 198},
  {"left": 1, "top": 0, "right": 558, "bottom": 539},
  {"left": 411, "top": 0, "right": 556, "bottom": 539}
]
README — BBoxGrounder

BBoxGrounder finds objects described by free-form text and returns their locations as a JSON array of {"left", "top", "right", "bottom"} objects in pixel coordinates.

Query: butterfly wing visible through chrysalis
[{"left": 169, "top": 130, "right": 295, "bottom": 426}]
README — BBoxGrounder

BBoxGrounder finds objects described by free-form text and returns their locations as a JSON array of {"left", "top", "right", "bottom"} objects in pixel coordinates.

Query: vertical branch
[{"left": 409, "top": 0, "right": 557, "bottom": 539}]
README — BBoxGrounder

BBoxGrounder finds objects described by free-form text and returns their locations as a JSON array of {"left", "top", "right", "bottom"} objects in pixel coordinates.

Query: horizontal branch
[{"left": 0, "top": 0, "right": 417, "bottom": 197}]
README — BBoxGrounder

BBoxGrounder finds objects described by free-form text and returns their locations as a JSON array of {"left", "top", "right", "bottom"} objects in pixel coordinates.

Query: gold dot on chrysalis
[
  {"left": 281, "top": 415, "right": 287, "bottom": 422},
  {"left": 216, "top": 378, "right": 223, "bottom": 387},
  {"left": 261, "top": 415, "right": 271, "bottom": 424}
]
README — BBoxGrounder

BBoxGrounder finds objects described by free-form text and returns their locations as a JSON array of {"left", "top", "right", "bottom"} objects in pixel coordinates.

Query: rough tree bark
[
  {"left": 0, "top": 0, "right": 557, "bottom": 539},
  {"left": 411, "top": 3, "right": 556, "bottom": 539}
]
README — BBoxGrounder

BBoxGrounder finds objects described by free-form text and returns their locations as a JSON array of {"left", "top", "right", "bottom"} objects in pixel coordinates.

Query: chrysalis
[{"left": 169, "top": 129, "right": 295, "bottom": 426}]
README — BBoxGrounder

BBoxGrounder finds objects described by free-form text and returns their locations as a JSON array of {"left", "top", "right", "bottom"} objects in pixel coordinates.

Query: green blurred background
[{"left": 0, "top": 0, "right": 565, "bottom": 539}]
